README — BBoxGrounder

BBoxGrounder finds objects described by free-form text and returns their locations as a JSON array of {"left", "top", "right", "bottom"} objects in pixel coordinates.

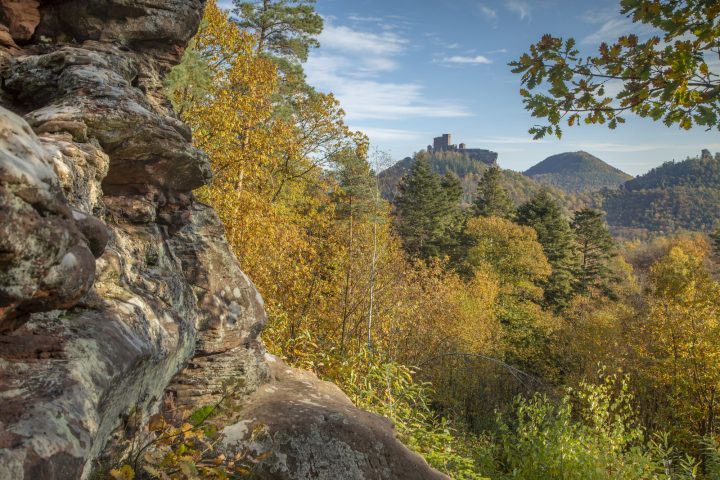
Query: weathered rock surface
[
  {"left": 0, "top": 2, "right": 264, "bottom": 478},
  {"left": 0, "top": 1, "right": 446, "bottom": 479},
  {"left": 222, "top": 355, "right": 449, "bottom": 480},
  {"left": 0, "top": 107, "right": 98, "bottom": 331}
]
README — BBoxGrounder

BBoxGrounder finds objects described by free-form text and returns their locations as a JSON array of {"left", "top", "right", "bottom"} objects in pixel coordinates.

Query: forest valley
[{"left": 148, "top": 1, "right": 720, "bottom": 479}]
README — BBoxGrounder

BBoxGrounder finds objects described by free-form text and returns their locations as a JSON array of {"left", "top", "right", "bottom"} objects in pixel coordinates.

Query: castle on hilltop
[{"left": 428, "top": 133, "right": 498, "bottom": 166}]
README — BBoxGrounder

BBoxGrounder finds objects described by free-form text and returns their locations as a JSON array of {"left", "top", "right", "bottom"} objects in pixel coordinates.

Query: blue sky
[{"left": 219, "top": 0, "right": 720, "bottom": 176}]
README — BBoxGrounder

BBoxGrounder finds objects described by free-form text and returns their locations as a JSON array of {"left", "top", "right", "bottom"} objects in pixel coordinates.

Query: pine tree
[
  {"left": 233, "top": 0, "right": 322, "bottom": 99},
  {"left": 163, "top": 42, "right": 211, "bottom": 117},
  {"left": 516, "top": 189, "right": 576, "bottom": 310},
  {"left": 571, "top": 209, "right": 616, "bottom": 295},
  {"left": 395, "top": 154, "right": 462, "bottom": 261},
  {"left": 474, "top": 166, "right": 514, "bottom": 219},
  {"left": 711, "top": 227, "right": 720, "bottom": 258}
]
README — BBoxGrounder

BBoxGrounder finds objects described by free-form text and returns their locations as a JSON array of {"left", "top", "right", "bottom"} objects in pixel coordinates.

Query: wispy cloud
[
  {"left": 568, "top": 142, "right": 720, "bottom": 153},
  {"left": 311, "top": 78, "right": 473, "bottom": 120},
  {"left": 306, "top": 19, "right": 472, "bottom": 121},
  {"left": 583, "top": 17, "right": 634, "bottom": 44},
  {"left": 347, "top": 15, "right": 385, "bottom": 23},
  {"left": 476, "top": 3, "right": 498, "bottom": 20},
  {"left": 436, "top": 55, "right": 493, "bottom": 66},
  {"left": 319, "top": 23, "right": 407, "bottom": 57},
  {"left": 581, "top": 8, "right": 657, "bottom": 44},
  {"left": 505, "top": 0, "right": 531, "bottom": 21},
  {"left": 353, "top": 127, "right": 424, "bottom": 142},
  {"left": 469, "top": 136, "right": 551, "bottom": 145}
]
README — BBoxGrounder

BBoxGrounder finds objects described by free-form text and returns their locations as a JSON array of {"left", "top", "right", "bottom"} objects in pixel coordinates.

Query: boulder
[{"left": 221, "top": 355, "right": 448, "bottom": 480}]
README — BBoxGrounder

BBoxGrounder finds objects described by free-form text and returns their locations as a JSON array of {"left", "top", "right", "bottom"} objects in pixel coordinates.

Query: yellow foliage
[
  {"left": 464, "top": 216, "right": 551, "bottom": 300},
  {"left": 109, "top": 465, "right": 135, "bottom": 480},
  {"left": 632, "top": 244, "right": 720, "bottom": 442}
]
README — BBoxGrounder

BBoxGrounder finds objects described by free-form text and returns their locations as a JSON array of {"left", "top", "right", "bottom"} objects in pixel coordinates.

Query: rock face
[
  {"left": 0, "top": 2, "right": 445, "bottom": 479},
  {"left": 222, "top": 355, "right": 449, "bottom": 480}
]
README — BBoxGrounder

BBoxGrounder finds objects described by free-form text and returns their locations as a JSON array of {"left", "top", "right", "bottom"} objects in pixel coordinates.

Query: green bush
[{"left": 494, "top": 374, "right": 700, "bottom": 480}]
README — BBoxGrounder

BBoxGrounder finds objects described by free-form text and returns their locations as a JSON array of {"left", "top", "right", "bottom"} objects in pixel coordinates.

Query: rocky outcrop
[
  {"left": 222, "top": 355, "right": 449, "bottom": 480},
  {"left": 0, "top": 2, "right": 445, "bottom": 479},
  {"left": 0, "top": 108, "right": 100, "bottom": 331},
  {"left": 0, "top": 2, "right": 264, "bottom": 478}
]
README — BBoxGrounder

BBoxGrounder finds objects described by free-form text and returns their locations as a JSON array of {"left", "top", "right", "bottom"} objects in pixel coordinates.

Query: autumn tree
[
  {"left": 517, "top": 189, "right": 577, "bottom": 310},
  {"left": 635, "top": 245, "right": 720, "bottom": 447},
  {"left": 511, "top": 0, "right": 720, "bottom": 139},
  {"left": 464, "top": 216, "right": 551, "bottom": 302},
  {"left": 333, "top": 147, "right": 377, "bottom": 351},
  {"left": 474, "top": 166, "right": 515, "bottom": 219},
  {"left": 449, "top": 216, "right": 558, "bottom": 425}
]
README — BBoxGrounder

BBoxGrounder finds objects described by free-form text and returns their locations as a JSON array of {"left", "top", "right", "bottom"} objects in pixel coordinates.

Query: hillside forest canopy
[{"left": 146, "top": 0, "right": 720, "bottom": 478}]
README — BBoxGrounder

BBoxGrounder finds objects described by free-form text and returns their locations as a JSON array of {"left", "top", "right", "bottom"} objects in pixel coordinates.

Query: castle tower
[{"left": 433, "top": 134, "right": 452, "bottom": 151}]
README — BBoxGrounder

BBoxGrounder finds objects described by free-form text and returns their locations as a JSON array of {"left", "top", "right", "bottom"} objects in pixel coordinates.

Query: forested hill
[
  {"left": 602, "top": 150, "right": 720, "bottom": 235},
  {"left": 379, "top": 150, "right": 593, "bottom": 213},
  {"left": 524, "top": 151, "right": 632, "bottom": 193},
  {"left": 623, "top": 149, "right": 720, "bottom": 191}
]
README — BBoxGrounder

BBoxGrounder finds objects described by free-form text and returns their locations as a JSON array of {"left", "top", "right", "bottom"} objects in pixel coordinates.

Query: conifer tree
[
  {"left": 516, "top": 189, "right": 576, "bottom": 310},
  {"left": 711, "top": 227, "right": 720, "bottom": 259},
  {"left": 395, "top": 154, "right": 462, "bottom": 261},
  {"left": 474, "top": 166, "right": 515, "bottom": 219},
  {"left": 572, "top": 209, "right": 616, "bottom": 295},
  {"left": 233, "top": 0, "right": 322, "bottom": 98}
]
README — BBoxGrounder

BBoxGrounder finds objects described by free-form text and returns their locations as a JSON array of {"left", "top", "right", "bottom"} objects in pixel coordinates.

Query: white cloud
[
  {"left": 568, "top": 142, "right": 720, "bottom": 153},
  {"left": 580, "top": 7, "right": 618, "bottom": 25},
  {"left": 353, "top": 127, "right": 424, "bottom": 142},
  {"left": 477, "top": 3, "right": 498, "bottom": 20},
  {"left": 583, "top": 17, "right": 633, "bottom": 44},
  {"left": 347, "top": 15, "right": 385, "bottom": 23},
  {"left": 436, "top": 55, "right": 493, "bottom": 66},
  {"left": 305, "top": 74, "right": 473, "bottom": 120},
  {"left": 468, "top": 136, "right": 551, "bottom": 145},
  {"left": 319, "top": 23, "right": 408, "bottom": 57},
  {"left": 505, "top": 0, "right": 531, "bottom": 20},
  {"left": 306, "top": 19, "right": 472, "bottom": 121},
  {"left": 582, "top": 10, "right": 657, "bottom": 45}
]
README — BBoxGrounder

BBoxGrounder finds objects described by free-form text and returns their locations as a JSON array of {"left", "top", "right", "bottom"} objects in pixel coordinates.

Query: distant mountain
[
  {"left": 524, "top": 151, "right": 632, "bottom": 193},
  {"left": 379, "top": 150, "right": 593, "bottom": 214},
  {"left": 601, "top": 150, "right": 720, "bottom": 236}
]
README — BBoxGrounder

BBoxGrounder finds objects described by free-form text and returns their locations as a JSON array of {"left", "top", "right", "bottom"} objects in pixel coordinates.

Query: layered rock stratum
[{"left": 0, "top": 2, "right": 446, "bottom": 479}]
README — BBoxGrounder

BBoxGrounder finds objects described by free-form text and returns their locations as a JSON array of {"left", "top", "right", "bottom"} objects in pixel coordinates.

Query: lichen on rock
[{"left": 0, "top": 1, "right": 446, "bottom": 479}]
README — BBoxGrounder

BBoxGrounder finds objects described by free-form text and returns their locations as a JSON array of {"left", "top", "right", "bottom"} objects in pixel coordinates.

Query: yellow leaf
[{"left": 109, "top": 465, "right": 135, "bottom": 480}]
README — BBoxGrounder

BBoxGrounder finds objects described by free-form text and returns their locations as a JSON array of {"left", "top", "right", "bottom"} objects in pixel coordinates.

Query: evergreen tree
[
  {"left": 163, "top": 42, "right": 212, "bottom": 117},
  {"left": 395, "top": 154, "right": 462, "bottom": 261},
  {"left": 233, "top": 0, "right": 322, "bottom": 98},
  {"left": 711, "top": 227, "right": 720, "bottom": 259},
  {"left": 571, "top": 209, "right": 616, "bottom": 295},
  {"left": 474, "top": 166, "right": 514, "bottom": 219},
  {"left": 516, "top": 189, "right": 576, "bottom": 310}
]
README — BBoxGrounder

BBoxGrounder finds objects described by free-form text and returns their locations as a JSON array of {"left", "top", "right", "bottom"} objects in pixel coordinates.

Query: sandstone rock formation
[
  {"left": 222, "top": 354, "right": 448, "bottom": 480},
  {"left": 0, "top": 2, "right": 446, "bottom": 479}
]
